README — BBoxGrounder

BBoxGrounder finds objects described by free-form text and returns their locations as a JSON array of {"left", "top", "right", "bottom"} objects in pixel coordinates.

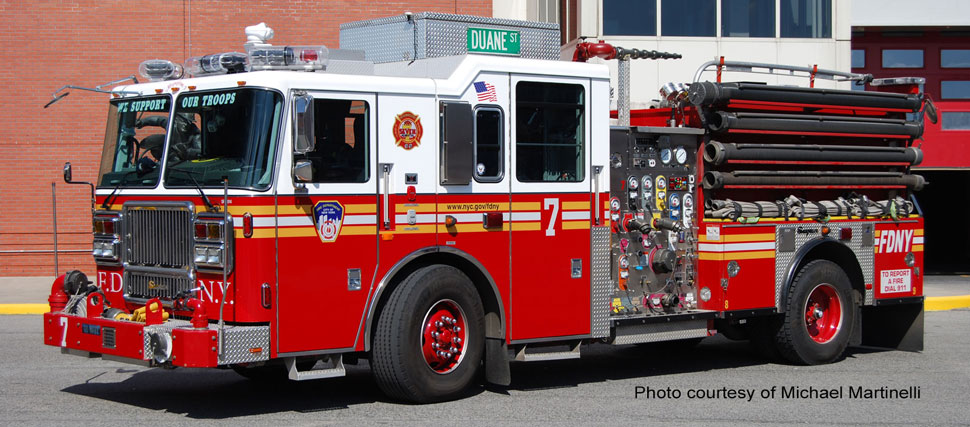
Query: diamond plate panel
[
  {"left": 774, "top": 222, "right": 876, "bottom": 310},
  {"left": 340, "top": 12, "right": 560, "bottom": 63},
  {"left": 219, "top": 325, "right": 270, "bottom": 364},
  {"left": 612, "top": 320, "right": 708, "bottom": 345},
  {"left": 591, "top": 226, "right": 613, "bottom": 338},
  {"left": 142, "top": 321, "right": 269, "bottom": 364}
]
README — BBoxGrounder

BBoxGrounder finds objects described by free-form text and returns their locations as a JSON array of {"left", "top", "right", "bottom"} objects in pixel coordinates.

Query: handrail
[{"left": 693, "top": 58, "right": 872, "bottom": 85}]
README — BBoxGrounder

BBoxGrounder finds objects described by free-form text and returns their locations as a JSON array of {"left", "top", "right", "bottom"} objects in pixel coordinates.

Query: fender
[
  {"left": 778, "top": 237, "right": 863, "bottom": 313},
  {"left": 358, "top": 245, "right": 506, "bottom": 351}
]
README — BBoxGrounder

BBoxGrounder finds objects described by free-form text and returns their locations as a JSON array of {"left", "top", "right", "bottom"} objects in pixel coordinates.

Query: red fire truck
[{"left": 44, "top": 14, "right": 929, "bottom": 403}]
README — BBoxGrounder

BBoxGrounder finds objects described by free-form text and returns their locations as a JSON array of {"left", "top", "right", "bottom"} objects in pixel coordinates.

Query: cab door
[
  {"left": 509, "top": 75, "right": 592, "bottom": 341},
  {"left": 276, "top": 91, "right": 378, "bottom": 355}
]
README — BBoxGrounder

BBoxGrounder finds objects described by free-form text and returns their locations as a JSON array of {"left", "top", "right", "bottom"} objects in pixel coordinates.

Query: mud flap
[
  {"left": 858, "top": 298, "right": 924, "bottom": 352},
  {"left": 484, "top": 337, "right": 510, "bottom": 386}
]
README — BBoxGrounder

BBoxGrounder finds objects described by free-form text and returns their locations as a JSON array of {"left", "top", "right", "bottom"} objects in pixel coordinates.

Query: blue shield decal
[{"left": 313, "top": 201, "right": 344, "bottom": 243}]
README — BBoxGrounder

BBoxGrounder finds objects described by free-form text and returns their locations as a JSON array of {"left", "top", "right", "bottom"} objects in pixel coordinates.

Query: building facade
[
  {"left": 0, "top": 1, "right": 491, "bottom": 276},
  {"left": 851, "top": 0, "right": 970, "bottom": 272}
]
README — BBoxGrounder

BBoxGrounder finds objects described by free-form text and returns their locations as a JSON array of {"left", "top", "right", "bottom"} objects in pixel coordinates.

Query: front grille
[
  {"left": 121, "top": 202, "right": 196, "bottom": 300},
  {"left": 123, "top": 204, "right": 194, "bottom": 268},
  {"left": 125, "top": 270, "right": 194, "bottom": 300}
]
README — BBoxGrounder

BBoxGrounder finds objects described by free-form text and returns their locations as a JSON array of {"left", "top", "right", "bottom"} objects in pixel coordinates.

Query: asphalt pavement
[{"left": 1, "top": 310, "right": 967, "bottom": 425}]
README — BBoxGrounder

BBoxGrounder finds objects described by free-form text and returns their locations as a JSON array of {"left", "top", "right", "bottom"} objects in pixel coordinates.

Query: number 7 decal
[{"left": 544, "top": 198, "right": 559, "bottom": 236}]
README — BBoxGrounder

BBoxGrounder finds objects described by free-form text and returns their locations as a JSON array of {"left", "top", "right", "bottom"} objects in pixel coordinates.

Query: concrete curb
[
  {"left": 925, "top": 295, "right": 970, "bottom": 312},
  {"left": 2, "top": 296, "right": 968, "bottom": 315}
]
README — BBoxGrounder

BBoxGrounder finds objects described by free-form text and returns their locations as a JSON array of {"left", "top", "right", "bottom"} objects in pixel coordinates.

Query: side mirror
[
  {"left": 63, "top": 162, "right": 73, "bottom": 183},
  {"left": 293, "top": 160, "right": 313, "bottom": 183},
  {"left": 293, "top": 94, "right": 315, "bottom": 154}
]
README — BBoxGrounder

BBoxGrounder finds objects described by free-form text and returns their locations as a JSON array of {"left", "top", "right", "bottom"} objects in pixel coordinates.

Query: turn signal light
[{"left": 243, "top": 212, "right": 253, "bottom": 238}]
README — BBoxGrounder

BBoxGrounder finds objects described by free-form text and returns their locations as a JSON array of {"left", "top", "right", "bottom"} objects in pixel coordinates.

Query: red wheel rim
[
  {"left": 421, "top": 299, "right": 467, "bottom": 374},
  {"left": 804, "top": 283, "right": 842, "bottom": 344}
]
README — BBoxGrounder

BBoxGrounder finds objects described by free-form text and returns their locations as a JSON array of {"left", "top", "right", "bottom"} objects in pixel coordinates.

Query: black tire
[
  {"left": 371, "top": 265, "right": 485, "bottom": 403},
  {"left": 775, "top": 259, "right": 856, "bottom": 365}
]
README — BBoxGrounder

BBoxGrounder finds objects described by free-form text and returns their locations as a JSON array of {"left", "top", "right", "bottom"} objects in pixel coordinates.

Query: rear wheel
[
  {"left": 371, "top": 265, "right": 484, "bottom": 403},
  {"left": 775, "top": 259, "right": 856, "bottom": 365}
]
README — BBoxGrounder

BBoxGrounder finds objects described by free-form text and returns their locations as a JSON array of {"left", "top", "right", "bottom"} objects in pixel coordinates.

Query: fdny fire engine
[{"left": 44, "top": 13, "right": 929, "bottom": 403}]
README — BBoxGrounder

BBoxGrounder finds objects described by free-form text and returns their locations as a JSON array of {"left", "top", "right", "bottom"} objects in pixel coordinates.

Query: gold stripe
[
  {"left": 511, "top": 202, "right": 540, "bottom": 211},
  {"left": 915, "top": 229, "right": 924, "bottom": 236},
  {"left": 278, "top": 227, "right": 317, "bottom": 238},
  {"left": 698, "top": 252, "right": 722, "bottom": 261},
  {"left": 394, "top": 224, "right": 437, "bottom": 233},
  {"left": 340, "top": 225, "right": 376, "bottom": 235},
  {"left": 224, "top": 204, "right": 376, "bottom": 216},
  {"left": 562, "top": 201, "right": 590, "bottom": 210},
  {"left": 562, "top": 221, "right": 590, "bottom": 230},
  {"left": 396, "top": 203, "right": 436, "bottom": 213},
  {"left": 912, "top": 244, "right": 924, "bottom": 252},
  {"left": 437, "top": 203, "right": 509, "bottom": 212},
  {"left": 511, "top": 222, "right": 541, "bottom": 231},
  {"left": 699, "top": 233, "right": 775, "bottom": 243},
  {"left": 700, "top": 250, "right": 776, "bottom": 260}
]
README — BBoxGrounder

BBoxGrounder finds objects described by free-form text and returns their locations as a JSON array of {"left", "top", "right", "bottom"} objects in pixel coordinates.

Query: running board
[
  {"left": 286, "top": 355, "right": 345, "bottom": 381},
  {"left": 513, "top": 341, "right": 582, "bottom": 362}
]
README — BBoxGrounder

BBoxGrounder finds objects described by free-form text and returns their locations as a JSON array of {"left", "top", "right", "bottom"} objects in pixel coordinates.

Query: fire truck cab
[{"left": 45, "top": 13, "right": 927, "bottom": 403}]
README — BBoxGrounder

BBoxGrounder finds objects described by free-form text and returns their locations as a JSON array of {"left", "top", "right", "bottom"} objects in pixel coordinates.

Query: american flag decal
[{"left": 474, "top": 81, "right": 498, "bottom": 102}]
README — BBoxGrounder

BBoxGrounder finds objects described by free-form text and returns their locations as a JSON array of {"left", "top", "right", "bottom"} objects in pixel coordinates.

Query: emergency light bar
[
  {"left": 247, "top": 45, "right": 328, "bottom": 71},
  {"left": 184, "top": 52, "right": 249, "bottom": 77},
  {"left": 138, "top": 60, "right": 183, "bottom": 82}
]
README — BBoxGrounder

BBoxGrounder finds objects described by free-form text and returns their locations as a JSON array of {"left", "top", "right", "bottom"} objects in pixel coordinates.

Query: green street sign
[{"left": 467, "top": 27, "right": 520, "bottom": 56}]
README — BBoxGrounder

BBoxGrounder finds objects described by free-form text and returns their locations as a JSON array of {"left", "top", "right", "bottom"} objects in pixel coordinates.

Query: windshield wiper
[
  {"left": 167, "top": 166, "right": 217, "bottom": 212},
  {"left": 102, "top": 171, "right": 137, "bottom": 209}
]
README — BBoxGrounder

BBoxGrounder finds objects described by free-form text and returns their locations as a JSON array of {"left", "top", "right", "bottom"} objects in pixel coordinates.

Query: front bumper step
[{"left": 44, "top": 312, "right": 270, "bottom": 368}]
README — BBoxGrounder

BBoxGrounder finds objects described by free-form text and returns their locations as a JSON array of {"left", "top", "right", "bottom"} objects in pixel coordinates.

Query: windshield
[
  {"left": 163, "top": 88, "right": 283, "bottom": 190},
  {"left": 97, "top": 95, "right": 172, "bottom": 187}
]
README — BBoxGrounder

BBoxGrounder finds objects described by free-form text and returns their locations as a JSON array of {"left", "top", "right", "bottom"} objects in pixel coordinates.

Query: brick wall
[{"left": 0, "top": 0, "right": 491, "bottom": 276}]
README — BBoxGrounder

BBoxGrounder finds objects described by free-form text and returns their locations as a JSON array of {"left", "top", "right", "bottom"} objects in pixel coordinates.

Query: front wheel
[
  {"left": 776, "top": 259, "right": 856, "bottom": 365},
  {"left": 371, "top": 265, "right": 485, "bottom": 403}
]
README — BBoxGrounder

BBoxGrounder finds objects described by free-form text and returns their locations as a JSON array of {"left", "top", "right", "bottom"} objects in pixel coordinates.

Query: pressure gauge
[
  {"left": 660, "top": 148, "right": 672, "bottom": 164},
  {"left": 683, "top": 194, "right": 694, "bottom": 210},
  {"left": 670, "top": 193, "right": 681, "bottom": 209},
  {"left": 619, "top": 255, "right": 630, "bottom": 269},
  {"left": 642, "top": 175, "right": 652, "bottom": 190},
  {"left": 627, "top": 176, "right": 639, "bottom": 190},
  {"left": 610, "top": 197, "right": 621, "bottom": 212},
  {"left": 674, "top": 146, "right": 688, "bottom": 164},
  {"left": 656, "top": 176, "right": 667, "bottom": 190}
]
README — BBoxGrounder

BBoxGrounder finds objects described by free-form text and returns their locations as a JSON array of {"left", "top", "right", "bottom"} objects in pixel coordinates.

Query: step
[{"left": 286, "top": 355, "right": 345, "bottom": 381}]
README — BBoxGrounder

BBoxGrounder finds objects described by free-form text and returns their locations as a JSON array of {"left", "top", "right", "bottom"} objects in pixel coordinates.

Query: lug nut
[
  {"left": 453, "top": 326, "right": 461, "bottom": 333},
  {"left": 452, "top": 337, "right": 462, "bottom": 344},
  {"left": 432, "top": 342, "right": 439, "bottom": 349},
  {"left": 435, "top": 321, "right": 443, "bottom": 328}
]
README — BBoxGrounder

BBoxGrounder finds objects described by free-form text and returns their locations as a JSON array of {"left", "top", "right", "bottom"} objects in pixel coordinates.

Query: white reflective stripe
[
  {"left": 511, "top": 211, "right": 540, "bottom": 221},
  {"left": 395, "top": 214, "right": 436, "bottom": 224},
  {"left": 275, "top": 217, "right": 312, "bottom": 227},
  {"left": 698, "top": 242, "right": 775, "bottom": 252},
  {"left": 913, "top": 236, "right": 924, "bottom": 244},
  {"left": 343, "top": 214, "right": 377, "bottom": 225},
  {"left": 562, "top": 211, "right": 589, "bottom": 221},
  {"left": 232, "top": 215, "right": 375, "bottom": 228}
]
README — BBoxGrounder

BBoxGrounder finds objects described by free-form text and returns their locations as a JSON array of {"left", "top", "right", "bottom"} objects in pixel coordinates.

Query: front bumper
[{"left": 43, "top": 312, "right": 270, "bottom": 368}]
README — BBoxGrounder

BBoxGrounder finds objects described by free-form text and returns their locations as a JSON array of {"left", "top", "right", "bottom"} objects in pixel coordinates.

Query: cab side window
[
  {"left": 474, "top": 107, "right": 504, "bottom": 182},
  {"left": 515, "top": 82, "right": 585, "bottom": 182},
  {"left": 299, "top": 99, "right": 370, "bottom": 183}
]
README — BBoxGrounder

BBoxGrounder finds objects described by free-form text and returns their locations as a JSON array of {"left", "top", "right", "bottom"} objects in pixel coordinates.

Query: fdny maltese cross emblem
[
  {"left": 393, "top": 111, "right": 423, "bottom": 150},
  {"left": 313, "top": 201, "right": 344, "bottom": 243}
]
